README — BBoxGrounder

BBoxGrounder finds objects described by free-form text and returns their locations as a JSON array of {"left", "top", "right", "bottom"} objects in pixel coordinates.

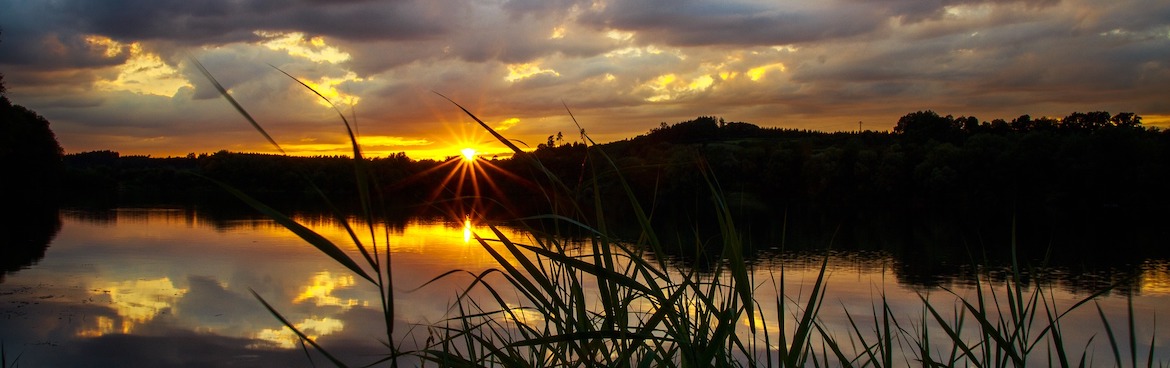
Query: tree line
[
  {"left": 573, "top": 112, "right": 1169, "bottom": 274},
  {"left": 7, "top": 91, "right": 1168, "bottom": 282},
  {"left": 57, "top": 111, "right": 1169, "bottom": 245}
]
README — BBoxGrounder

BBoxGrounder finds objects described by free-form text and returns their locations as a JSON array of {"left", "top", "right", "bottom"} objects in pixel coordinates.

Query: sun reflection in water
[{"left": 463, "top": 215, "right": 473, "bottom": 243}]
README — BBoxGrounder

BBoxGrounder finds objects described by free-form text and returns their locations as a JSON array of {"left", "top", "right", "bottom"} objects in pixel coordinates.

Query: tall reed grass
[
  {"left": 1, "top": 340, "right": 19, "bottom": 368},
  {"left": 195, "top": 61, "right": 1162, "bottom": 367}
]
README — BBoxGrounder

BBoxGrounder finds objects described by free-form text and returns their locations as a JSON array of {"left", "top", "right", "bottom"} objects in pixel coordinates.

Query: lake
[{"left": 1, "top": 208, "right": 1167, "bottom": 367}]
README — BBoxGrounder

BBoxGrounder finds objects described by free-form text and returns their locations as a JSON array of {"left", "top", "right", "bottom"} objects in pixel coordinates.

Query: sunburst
[{"left": 403, "top": 140, "right": 529, "bottom": 220}]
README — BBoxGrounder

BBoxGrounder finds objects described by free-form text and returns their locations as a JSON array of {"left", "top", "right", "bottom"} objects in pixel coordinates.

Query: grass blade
[
  {"left": 1097, "top": 301, "right": 1124, "bottom": 367},
  {"left": 202, "top": 175, "right": 375, "bottom": 284},
  {"left": 190, "top": 58, "right": 284, "bottom": 154}
]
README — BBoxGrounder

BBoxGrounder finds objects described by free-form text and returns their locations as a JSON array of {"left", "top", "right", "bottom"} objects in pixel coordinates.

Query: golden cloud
[
  {"left": 643, "top": 73, "right": 715, "bottom": 102},
  {"left": 494, "top": 117, "right": 521, "bottom": 131},
  {"left": 256, "top": 31, "right": 351, "bottom": 64},
  {"left": 85, "top": 35, "right": 125, "bottom": 58},
  {"left": 550, "top": 26, "right": 567, "bottom": 39},
  {"left": 88, "top": 37, "right": 192, "bottom": 97},
  {"left": 747, "top": 62, "right": 787, "bottom": 81},
  {"left": 505, "top": 62, "right": 560, "bottom": 82},
  {"left": 298, "top": 71, "right": 364, "bottom": 107}
]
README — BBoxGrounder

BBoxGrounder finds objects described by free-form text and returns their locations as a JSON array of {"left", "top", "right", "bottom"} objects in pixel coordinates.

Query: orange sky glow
[{"left": 1, "top": 1, "right": 1167, "bottom": 160}]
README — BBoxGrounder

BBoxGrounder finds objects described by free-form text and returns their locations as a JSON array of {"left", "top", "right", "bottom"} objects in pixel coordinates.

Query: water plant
[{"left": 1, "top": 341, "right": 18, "bottom": 368}]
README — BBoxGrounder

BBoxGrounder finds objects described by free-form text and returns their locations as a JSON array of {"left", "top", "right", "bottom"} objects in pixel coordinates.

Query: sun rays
[{"left": 401, "top": 139, "right": 530, "bottom": 221}]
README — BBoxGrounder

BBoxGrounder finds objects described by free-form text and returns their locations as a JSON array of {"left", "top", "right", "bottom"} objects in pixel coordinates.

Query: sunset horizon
[
  {"left": 4, "top": 2, "right": 1170, "bottom": 364},
  {"left": 1, "top": 0, "right": 1167, "bottom": 160}
]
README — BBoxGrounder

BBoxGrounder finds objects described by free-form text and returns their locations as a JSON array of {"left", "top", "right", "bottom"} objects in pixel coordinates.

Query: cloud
[
  {"left": 54, "top": 0, "right": 451, "bottom": 44},
  {"left": 271, "top": 1, "right": 454, "bottom": 42},
  {"left": 854, "top": 0, "right": 1061, "bottom": 24},
  {"left": 494, "top": 117, "right": 521, "bottom": 131},
  {"left": 1, "top": 0, "right": 1167, "bottom": 158},
  {"left": 578, "top": 1, "right": 887, "bottom": 47}
]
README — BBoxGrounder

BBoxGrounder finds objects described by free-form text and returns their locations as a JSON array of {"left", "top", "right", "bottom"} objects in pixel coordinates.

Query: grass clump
[{"left": 195, "top": 62, "right": 1162, "bottom": 367}]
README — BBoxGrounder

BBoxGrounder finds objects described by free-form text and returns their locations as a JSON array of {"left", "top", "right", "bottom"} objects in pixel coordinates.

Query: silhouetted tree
[
  {"left": 893, "top": 110, "right": 961, "bottom": 142},
  {"left": 1, "top": 71, "right": 65, "bottom": 276},
  {"left": 1010, "top": 114, "right": 1033, "bottom": 131},
  {"left": 1110, "top": 112, "right": 1141, "bottom": 128},
  {"left": 1060, "top": 111, "right": 1112, "bottom": 131},
  {"left": 1, "top": 76, "right": 65, "bottom": 207},
  {"left": 0, "top": 30, "right": 5, "bottom": 96}
]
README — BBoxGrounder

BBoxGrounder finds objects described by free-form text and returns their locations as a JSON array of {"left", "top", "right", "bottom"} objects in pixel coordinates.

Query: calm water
[{"left": 1, "top": 208, "right": 1167, "bottom": 367}]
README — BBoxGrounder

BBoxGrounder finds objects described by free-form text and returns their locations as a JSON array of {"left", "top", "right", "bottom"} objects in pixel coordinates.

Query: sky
[{"left": 2, "top": 0, "right": 1168, "bottom": 160}]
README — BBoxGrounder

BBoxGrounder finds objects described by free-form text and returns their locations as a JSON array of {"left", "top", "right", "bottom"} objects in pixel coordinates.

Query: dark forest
[{"left": 46, "top": 111, "right": 1170, "bottom": 270}]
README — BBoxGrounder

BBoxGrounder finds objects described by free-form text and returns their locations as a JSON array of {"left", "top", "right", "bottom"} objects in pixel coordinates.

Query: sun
[
  {"left": 460, "top": 147, "right": 477, "bottom": 162},
  {"left": 397, "top": 124, "right": 531, "bottom": 220}
]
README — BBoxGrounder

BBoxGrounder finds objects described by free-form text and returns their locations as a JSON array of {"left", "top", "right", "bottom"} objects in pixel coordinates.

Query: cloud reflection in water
[
  {"left": 293, "top": 271, "right": 363, "bottom": 309},
  {"left": 82, "top": 277, "right": 187, "bottom": 336}
]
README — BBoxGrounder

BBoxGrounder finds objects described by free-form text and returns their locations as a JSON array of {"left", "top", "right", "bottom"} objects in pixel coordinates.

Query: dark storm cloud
[
  {"left": 56, "top": 0, "right": 452, "bottom": 43},
  {"left": 1096, "top": 1, "right": 1170, "bottom": 31},
  {"left": 0, "top": 32, "right": 126, "bottom": 70},
  {"left": 502, "top": 0, "right": 588, "bottom": 19},
  {"left": 63, "top": 0, "right": 240, "bottom": 40},
  {"left": 778, "top": 0, "right": 1170, "bottom": 114},
  {"left": 578, "top": 1, "right": 886, "bottom": 46},
  {"left": 3, "top": 0, "right": 256, "bottom": 48},
  {"left": 0, "top": 4, "right": 125, "bottom": 69},
  {"left": 854, "top": 0, "right": 1060, "bottom": 24},
  {"left": 269, "top": 1, "right": 454, "bottom": 41},
  {"left": 0, "top": 0, "right": 456, "bottom": 70},
  {"left": 572, "top": 0, "right": 1077, "bottom": 48},
  {"left": 450, "top": 26, "right": 611, "bottom": 64}
]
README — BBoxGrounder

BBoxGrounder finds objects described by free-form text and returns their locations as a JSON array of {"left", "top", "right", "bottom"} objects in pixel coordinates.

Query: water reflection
[
  {"left": 0, "top": 208, "right": 1165, "bottom": 367},
  {"left": 464, "top": 214, "right": 472, "bottom": 243},
  {"left": 254, "top": 316, "right": 345, "bottom": 349},
  {"left": 76, "top": 315, "right": 120, "bottom": 338},
  {"left": 1141, "top": 260, "right": 1170, "bottom": 294},
  {"left": 0, "top": 208, "right": 536, "bottom": 366},
  {"left": 84, "top": 277, "right": 188, "bottom": 336},
  {"left": 0, "top": 206, "right": 61, "bottom": 282},
  {"left": 293, "top": 272, "right": 363, "bottom": 309}
]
